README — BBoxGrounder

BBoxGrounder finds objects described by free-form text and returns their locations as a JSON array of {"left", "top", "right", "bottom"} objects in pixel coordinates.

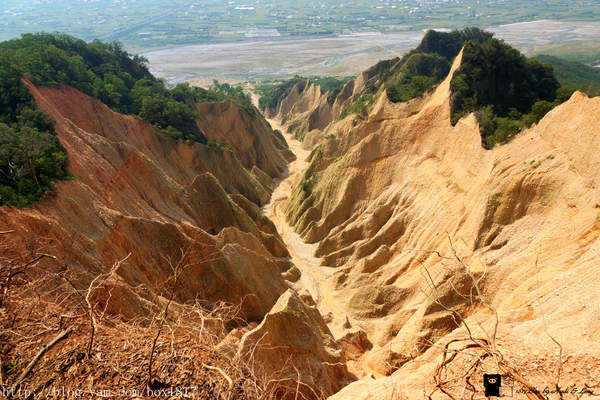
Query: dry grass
[{"left": 0, "top": 235, "right": 304, "bottom": 400}]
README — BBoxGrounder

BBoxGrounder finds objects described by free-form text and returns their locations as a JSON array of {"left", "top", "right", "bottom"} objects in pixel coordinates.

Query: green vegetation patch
[
  {"left": 338, "top": 93, "right": 375, "bottom": 121},
  {"left": 385, "top": 53, "right": 447, "bottom": 103},
  {"left": 0, "top": 55, "right": 69, "bottom": 206},
  {"left": 172, "top": 80, "right": 257, "bottom": 119},
  {"left": 529, "top": 40, "right": 600, "bottom": 65},
  {"left": 0, "top": 33, "right": 207, "bottom": 143},
  {"left": 450, "top": 37, "right": 570, "bottom": 149},
  {"left": 531, "top": 55, "right": 600, "bottom": 96},
  {"left": 336, "top": 28, "right": 494, "bottom": 119},
  {"left": 309, "top": 76, "right": 353, "bottom": 104},
  {"left": 256, "top": 76, "right": 351, "bottom": 112},
  {"left": 255, "top": 77, "right": 306, "bottom": 112},
  {"left": 384, "top": 28, "right": 493, "bottom": 104}
]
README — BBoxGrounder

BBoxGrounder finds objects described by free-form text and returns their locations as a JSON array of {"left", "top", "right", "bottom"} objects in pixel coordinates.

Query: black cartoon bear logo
[{"left": 484, "top": 374, "right": 501, "bottom": 397}]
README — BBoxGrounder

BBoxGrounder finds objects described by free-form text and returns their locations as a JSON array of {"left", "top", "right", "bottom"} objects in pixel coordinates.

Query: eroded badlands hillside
[
  {"left": 2, "top": 30, "right": 600, "bottom": 400},
  {"left": 270, "top": 47, "right": 600, "bottom": 398},
  {"left": 0, "top": 77, "right": 357, "bottom": 398}
]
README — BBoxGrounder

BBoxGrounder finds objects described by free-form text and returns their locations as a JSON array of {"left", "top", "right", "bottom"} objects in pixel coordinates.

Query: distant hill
[{"left": 532, "top": 54, "right": 600, "bottom": 96}]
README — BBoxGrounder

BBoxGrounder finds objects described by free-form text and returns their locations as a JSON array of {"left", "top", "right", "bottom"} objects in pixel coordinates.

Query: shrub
[
  {"left": 256, "top": 76, "right": 351, "bottom": 111},
  {"left": 338, "top": 94, "right": 375, "bottom": 120},
  {"left": 0, "top": 122, "right": 69, "bottom": 206},
  {"left": 383, "top": 28, "right": 492, "bottom": 105}
]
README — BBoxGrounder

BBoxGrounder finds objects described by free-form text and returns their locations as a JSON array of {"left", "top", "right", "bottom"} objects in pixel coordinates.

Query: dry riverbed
[{"left": 261, "top": 117, "right": 352, "bottom": 340}]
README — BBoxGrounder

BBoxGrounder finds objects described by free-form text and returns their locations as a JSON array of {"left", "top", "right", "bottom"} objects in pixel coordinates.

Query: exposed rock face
[
  {"left": 336, "top": 327, "right": 372, "bottom": 362},
  {"left": 237, "top": 289, "right": 354, "bottom": 399},
  {"left": 268, "top": 82, "right": 331, "bottom": 140},
  {"left": 4, "top": 42, "right": 600, "bottom": 399},
  {"left": 268, "top": 57, "right": 405, "bottom": 142},
  {"left": 195, "top": 100, "right": 292, "bottom": 178},
  {"left": 0, "top": 82, "right": 291, "bottom": 322},
  {"left": 281, "top": 50, "right": 600, "bottom": 397}
]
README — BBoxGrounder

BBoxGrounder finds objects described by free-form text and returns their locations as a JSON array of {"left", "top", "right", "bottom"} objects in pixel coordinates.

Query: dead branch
[
  {"left": 84, "top": 253, "right": 130, "bottom": 358},
  {"left": 419, "top": 236, "right": 550, "bottom": 400},
  {"left": 534, "top": 252, "right": 564, "bottom": 399},
  {"left": 293, "top": 366, "right": 301, "bottom": 400},
  {"left": 1, "top": 253, "right": 57, "bottom": 307},
  {"left": 202, "top": 363, "right": 233, "bottom": 399},
  {"left": 9, "top": 328, "right": 72, "bottom": 394},
  {"left": 420, "top": 266, "right": 478, "bottom": 344},
  {"left": 446, "top": 232, "right": 499, "bottom": 350},
  {"left": 147, "top": 248, "right": 191, "bottom": 387},
  {"left": 500, "top": 363, "right": 546, "bottom": 400},
  {"left": 28, "top": 350, "right": 84, "bottom": 400}
]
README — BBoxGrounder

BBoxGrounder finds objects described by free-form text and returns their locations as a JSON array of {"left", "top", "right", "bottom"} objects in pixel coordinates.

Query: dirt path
[{"left": 261, "top": 116, "right": 350, "bottom": 336}]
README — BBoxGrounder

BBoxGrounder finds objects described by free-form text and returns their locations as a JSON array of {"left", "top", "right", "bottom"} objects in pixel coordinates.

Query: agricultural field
[{"left": 1, "top": 0, "right": 600, "bottom": 50}]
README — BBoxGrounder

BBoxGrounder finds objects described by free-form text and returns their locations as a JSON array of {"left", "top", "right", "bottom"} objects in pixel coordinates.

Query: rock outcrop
[
  {"left": 4, "top": 38, "right": 600, "bottom": 399},
  {"left": 237, "top": 289, "right": 354, "bottom": 399},
  {"left": 267, "top": 57, "right": 405, "bottom": 143},
  {"left": 195, "top": 100, "right": 293, "bottom": 178}
]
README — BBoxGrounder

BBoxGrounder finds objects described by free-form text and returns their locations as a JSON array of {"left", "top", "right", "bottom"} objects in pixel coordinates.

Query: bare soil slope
[
  {"left": 1, "top": 81, "right": 295, "bottom": 323},
  {"left": 281, "top": 51, "right": 600, "bottom": 398},
  {"left": 195, "top": 100, "right": 293, "bottom": 178},
  {"left": 0, "top": 81, "right": 357, "bottom": 398}
]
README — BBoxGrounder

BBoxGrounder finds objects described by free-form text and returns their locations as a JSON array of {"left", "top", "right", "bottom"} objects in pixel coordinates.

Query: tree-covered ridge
[
  {"left": 176, "top": 81, "right": 258, "bottom": 118},
  {"left": 450, "top": 38, "right": 568, "bottom": 149},
  {"left": 336, "top": 28, "right": 493, "bottom": 118},
  {"left": 0, "top": 33, "right": 208, "bottom": 143},
  {"left": 0, "top": 56, "right": 69, "bottom": 207},
  {"left": 412, "top": 28, "right": 494, "bottom": 60},
  {"left": 383, "top": 28, "right": 493, "bottom": 104},
  {"left": 0, "top": 33, "right": 258, "bottom": 206},
  {"left": 254, "top": 29, "right": 489, "bottom": 120}
]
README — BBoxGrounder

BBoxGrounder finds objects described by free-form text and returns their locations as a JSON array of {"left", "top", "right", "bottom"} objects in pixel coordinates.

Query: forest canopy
[
  {"left": 384, "top": 27, "right": 494, "bottom": 103},
  {"left": 531, "top": 54, "right": 600, "bottom": 96},
  {"left": 450, "top": 38, "right": 565, "bottom": 148},
  {"left": 253, "top": 28, "right": 574, "bottom": 150},
  {"left": 0, "top": 60, "right": 69, "bottom": 207}
]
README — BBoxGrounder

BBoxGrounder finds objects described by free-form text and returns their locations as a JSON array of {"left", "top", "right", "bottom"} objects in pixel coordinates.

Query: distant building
[{"left": 245, "top": 28, "right": 280, "bottom": 38}]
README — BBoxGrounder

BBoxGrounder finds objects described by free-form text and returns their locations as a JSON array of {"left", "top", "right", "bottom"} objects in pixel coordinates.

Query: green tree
[
  {"left": 555, "top": 86, "right": 576, "bottom": 103},
  {"left": 0, "top": 123, "right": 67, "bottom": 206}
]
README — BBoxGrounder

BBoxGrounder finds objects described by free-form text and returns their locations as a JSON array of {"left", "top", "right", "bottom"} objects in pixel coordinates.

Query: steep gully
[
  {"left": 246, "top": 56, "right": 600, "bottom": 398},
  {"left": 260, "top": 116, "right": 352, "bottom": 338},
  {"left": 247, "top": 91, "right": 350, "bottom": 339}
]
